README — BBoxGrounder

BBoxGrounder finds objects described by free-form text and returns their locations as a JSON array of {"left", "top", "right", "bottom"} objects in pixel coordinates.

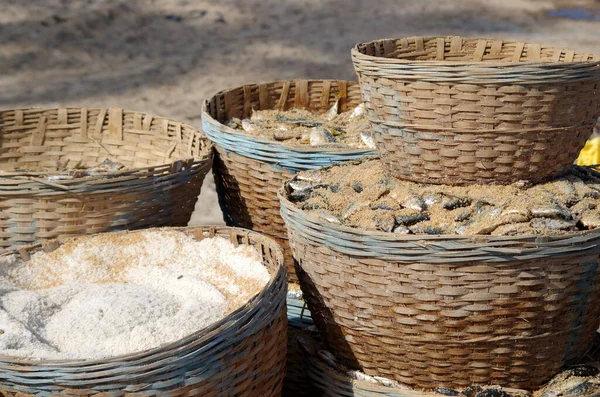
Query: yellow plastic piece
[{"left": 577, "top": 137, "right": 600, "bottom": 166}]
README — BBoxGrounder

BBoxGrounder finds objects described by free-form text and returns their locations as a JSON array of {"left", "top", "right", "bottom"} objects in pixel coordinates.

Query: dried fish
[
  {"left": 360, "top": 130, "right": 377, "bottom": 149},
  {"left": 530, "top": 218, "right": 577, "bottom": 231},
  {"left": 424, "top": 194, "right": 443, "bottom": 207},
  {"left": 435, "top": 388, "right": 460, "bottom": 396},
  {"left": 454, "top": 209, "right": 473, "bottom": 223},
  {"left": 401, "top": 194, "right": 426, "bottom": 212},
  {"left": 343, "top": 201, "right": 370, "bottom": 220},
  {"left": 348, "top": 103, "right": 366, "bottom": 120},
  {"left": 491, "top": 223, "right": 533, "bottom": 236},
  {"left": 442, "top": 195, "right": 471, "bottom": 210},
  {"left": 86, "top": 158, "right": 125, "bottom": 175},
  {"left": 564, "top": 381, "right": 600, "bottom": 395},
  {"left": 310, "top": 127, "right": 335, "bottom": 146},
  {"left": 396, "top": 212, "right": 429, "bottom": 226},
  {"left": 352, "top": 182, "right": 363, "bottom": 193},
  {"left": 272, "top": 131, "right": 296, "bottom": 141},
  {"left": 392, "top": 225, "right": 411, "bottom": 234},
  {"left": 289, "top": 180, "right": 314, "bottom": 192},
  {"left": 474, "top": 389, "right": 512, "bottom": 397},
  {"left": 317, "top": 211, "right": 341, "bottom": 224},
  {"left": 324, "top": 98, "right": 340, "bottom": 121},
  {"left": 565, "top": 365, "right": 599, "bottom": 377},
  {"left": 531, "top": 205, "right": 572, "bottom": 220},
  {"left": 241, "top": 119, "right": 260, "bottom": 134},
  {"left": 226, "top": 117, "right": 241, "bottom": 129},
  {"left": 297, "top": 170, "right": 322, "bottom": 183},
  {"left": 462, "top": 386, "right": 483, "bottom": 397},
  {"left": 374, "top": 213, "right": 395, "bottom": 232}
]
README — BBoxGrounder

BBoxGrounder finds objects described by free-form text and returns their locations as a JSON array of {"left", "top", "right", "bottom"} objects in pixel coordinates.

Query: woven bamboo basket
[
  {"left": 351, "top": 36, "right": 600, "bottom": 185},
  {"left": 201, "top": 80, "right": 377, "bottom": 282},
  {"left": 298, "top": 331, "right": 600, "bottom": 397},
  {"left": 0, "top": 108, "right": 212, "bottom": 252},
  {"left": 278, "top": 187, "right": 600, "bottom": 390},
  {"left": 0, "top": 226, "right": 287, "bottom": 397}
]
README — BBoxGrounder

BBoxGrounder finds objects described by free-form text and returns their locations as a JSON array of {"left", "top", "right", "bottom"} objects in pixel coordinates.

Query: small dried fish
[
  {"left": 531, "top": 205, "right": 572, "bottom": 220},
  {"left": 462, "top": 386, "right": 484, "bottom": 397},
  {"left": 442, "top": 195, "right": 471, "bottom": 210},
  {"left": 401, "top": 194, "right": 426, "bottom": 212},
  {"left": 473, "top": 388, "right": 512, "bottom": 397},
  {"left": 423, "top": 194, "right": 443, "bottom": 207},
  {"left": 226, "top": 117, "right": 241, "bottom": 129},
  {"left": 310, "top": 127, "right": 335, "bottom": 146},
  {"left": 343, "top": 201, "right": 370, "bottom": 220},
  {"left": 374, "top": 213, "right": 395, "bottom": 232},
  {"left": 317, "top": 211, "right": 341, "bottom": 224},
  {"left": 565, "top": 365, "right": 599, "bottom": 377},
  {"left": 454, "top": 209, "right": 473, "bottom": 223},
  {"left": 241, "top": 119, "right": 260, "bottom": 134},
  {"left": 86, "top": 158, "right": 125, "bottom": 175},
  {"left": 392, "top": 225, "right": 411, "bottom": 234},
  {"left": 530, "top": 218, "right": 577, "bottom": 231},
  {"left": 297, "top": 170, "right": 322, "bottom": 183},
  {"left": 272, "top": 130, "right": 297, "bottom": 141},
  {"left": 434, "top": 388, "right": 460, "bottom": 396},
  {"left": 324, "top": 98, "right": 339, "bottom": 121},
  {"left": 352, "top": 182, "right": 363, "bottom": 193},
  {"left": 360, "top": 131, "right": 377, "bottom": 149},
  {"left": 348, "top": 103, "right": 366, "bottom": 120},
  {"left": 564, "top": 381, "right": 600, "bottom": 396},
  {"left": 395, "top": 212, "right": 429, "bottom": 226},
  {"left": 289, "top": 180, "right": 314, "bottom": 192}
]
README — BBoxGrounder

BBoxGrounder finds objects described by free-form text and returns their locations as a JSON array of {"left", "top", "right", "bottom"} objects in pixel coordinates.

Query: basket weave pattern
[
  {"left": 352, "top": 36, "right": 600, "bottom": 185},
  {"left": 0, "top": 226, "right": 287, "bottom": 397},
  {"left": 202, "top": 80, "right": 377, "bottom": 281},
  {"left": 0, "top": 108, "right": 212, "bottom": 251},
  {"left": 279, "top": 192, "right": 600, "bottom": 390}
]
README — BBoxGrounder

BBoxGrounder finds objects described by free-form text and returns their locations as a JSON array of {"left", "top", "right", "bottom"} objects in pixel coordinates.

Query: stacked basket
[
  {"left": 280, "top": 36, "right": 600, "bottom": 392},
  {"left": 201, "top": 79, "right": 377, "bottom": 284}
]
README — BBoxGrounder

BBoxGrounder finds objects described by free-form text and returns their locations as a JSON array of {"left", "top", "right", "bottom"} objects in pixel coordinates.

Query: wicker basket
[
  {"left": 351, "top": 36, "right": 600, "bottom": 185},
  {"left": 298, "top": 331, "right": 600, "bottom": 397},
  {"left": 0, "top": 108, "right": 212, "bottom": 252},
  {"left": 0, "top": 226, "right": 287, "bottom": 397},
  {"left": 201, "top": 80, "right": 377, "bottom": 282},
  {"left": 278, "top": 187, "right": 600, "bottom": 390}
]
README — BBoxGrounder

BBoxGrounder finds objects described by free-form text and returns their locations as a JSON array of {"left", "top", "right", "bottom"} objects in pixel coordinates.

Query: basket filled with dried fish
[
  {"left": 201, "top": 79, "right": 377, "bottom": 284},
  {"left": 298, "top": 330, "right": 600, "bottom": 397},
  {"left": 0, "top": 108, "right": 212, "bottom": 252},
  {"left": 278, "top": 158, "right": 600, "bottom": 390}
]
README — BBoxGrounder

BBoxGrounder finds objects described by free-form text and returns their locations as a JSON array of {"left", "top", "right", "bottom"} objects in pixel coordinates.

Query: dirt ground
[{"left": 1, "top": 0, "right": 599, "bottom": 226}]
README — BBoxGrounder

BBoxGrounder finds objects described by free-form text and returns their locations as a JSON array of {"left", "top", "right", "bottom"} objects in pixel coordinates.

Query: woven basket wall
[
  {"left": 201, "top": 80, "right": 377, "bottom": 283},
  {"left": 0, "top": 226, "right": 287, "bottom": 397},
  {"left": 0, "top": 108, "right": 213, "bottom": 252},
  {"left": 298, "top": 331, "right": 600, "bottom": 397},
  {"left": 279, "top": 188, "right": 600, "bottom": 390},
  {"left": 351, "top": 36, "right": 600, "bottom": 185}
]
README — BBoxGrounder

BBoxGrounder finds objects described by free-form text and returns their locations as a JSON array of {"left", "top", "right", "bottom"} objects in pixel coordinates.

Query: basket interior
[
  {"left": 0, "top": 108, "right": 208, "bottom": 173},
  {"left": 356, "top": 36, "right": 600, "bottom": 63},
  {"left": 205, "top": 80, "right": 364, "bottom": 124}
]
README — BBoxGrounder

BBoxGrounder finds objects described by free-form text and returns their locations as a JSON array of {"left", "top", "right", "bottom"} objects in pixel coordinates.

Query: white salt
[{"left": 0, "top": 230, "right": 270, "bottom": 360}]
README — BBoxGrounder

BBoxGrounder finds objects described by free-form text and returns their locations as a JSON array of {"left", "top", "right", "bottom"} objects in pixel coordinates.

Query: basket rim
[
  {"left": 201, "top": 79, "right": 378, "bottom": 156},
  {"left": 0, "top": 106, "right": 214, "bottom": 180},
  {"left": 278, "top": 186, "right": 600, "bottom": 244},
  {"left": 0, "top": 225, "right": 286, "bottom": 367},
  {"left": 351, "top": 35, "right": 600, "bottom": 67}
]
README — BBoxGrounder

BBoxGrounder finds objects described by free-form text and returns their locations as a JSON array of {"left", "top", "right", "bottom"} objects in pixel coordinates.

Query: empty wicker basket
[
  {"left": 351, "top": 36, "right": 600, "bottom": 185},
  {"left": 0, "top": 108, "right": 212, "bottom": 252},
  {"left": 0, "top": 226, "right": 287, "bottom": 397},
  {"left": 279, "top": 185, "right": 600, "bottom": 390},
  {"left": 201, "top": 80, "right": 377, "bottom": 283}
]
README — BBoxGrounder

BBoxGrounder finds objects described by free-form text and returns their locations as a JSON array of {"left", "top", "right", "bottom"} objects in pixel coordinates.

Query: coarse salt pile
[{"left": 0, "top": 230, "right": 270, "bottom": 361}]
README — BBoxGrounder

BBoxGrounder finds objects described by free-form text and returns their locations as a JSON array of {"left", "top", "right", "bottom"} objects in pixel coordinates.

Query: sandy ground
[{"left": 1, "top": 0, "right": 600, "bottom": 226}]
